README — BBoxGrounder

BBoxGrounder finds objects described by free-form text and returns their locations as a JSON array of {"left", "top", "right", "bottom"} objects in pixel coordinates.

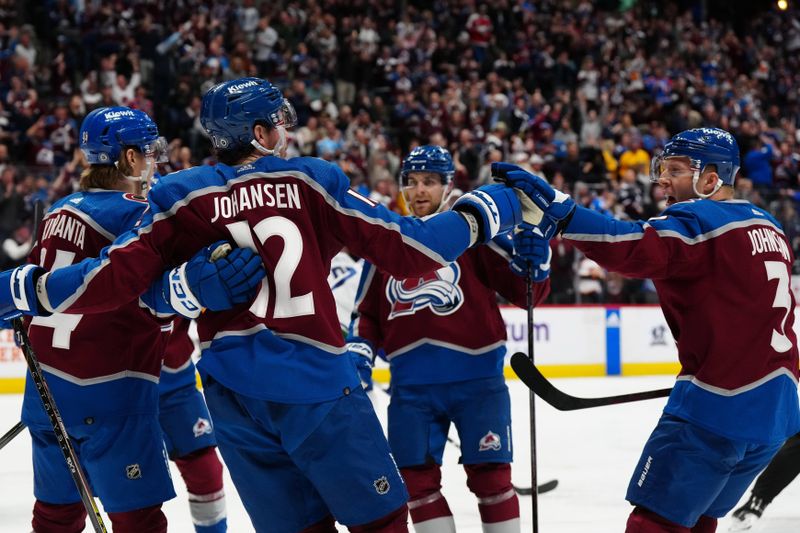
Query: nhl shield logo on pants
[
  {"left": 373, "top": 476, "right": 390, "bottom": 495},
  {"left": 126, "top": 464, "right": 142, "bottom": 480}
]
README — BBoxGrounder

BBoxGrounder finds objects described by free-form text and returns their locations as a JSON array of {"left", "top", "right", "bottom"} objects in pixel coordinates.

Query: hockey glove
[
  {"left": 0, "top": 264, "right": 49, "bottom": 321},
  {"left": 492, "top": 162, "right": 576, "bottom": 238},
  {"left": 347, "top": 340, "right": 374, "bottom": 391},
  {"left": 452, "top": 184, "right": 522, "bottom": 246},
  {"left": 165, "top": 241, "right": 265, "bottom": 318},
  {"left": 510, "top": 223, "right": 552, "bottom": 282}
]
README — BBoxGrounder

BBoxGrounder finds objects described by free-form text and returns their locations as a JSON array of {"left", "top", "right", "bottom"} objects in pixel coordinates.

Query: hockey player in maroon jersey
[
  {"left": 505, "top": 128, "right": 800, "bottom": 533},
  {"left": 16, "top": 107, "right": 262, "bottom": 533},
  {"left": 0, "top": 78, "right": 543, "bottom": 532},
  {"left": 347, "top": 145, "right": 551, "bottom": 533}
]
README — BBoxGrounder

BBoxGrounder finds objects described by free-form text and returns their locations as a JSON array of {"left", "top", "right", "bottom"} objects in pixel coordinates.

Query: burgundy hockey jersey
[
  {"left": 350, "top": 235, "right": 549, "bottom": 385},
  {"left": 22, "top": 191, "right": 169, "bottom": 428},
  {"left": 564, "top": 200, "right": 800, "bottom": 443}
]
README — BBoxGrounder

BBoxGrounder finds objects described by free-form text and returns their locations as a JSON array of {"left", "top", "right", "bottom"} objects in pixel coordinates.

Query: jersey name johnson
[{"left": 747, "top": 227, "right": 791, "bottom": 260}]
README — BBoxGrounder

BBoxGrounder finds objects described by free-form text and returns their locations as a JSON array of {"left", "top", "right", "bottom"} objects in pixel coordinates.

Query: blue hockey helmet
[
  {"left": 200, "top": 77, "right": 297, "bottom": 151},
  {"left": 79, "top": 106, "right": 165, "bottom": 165},
  {"left": 650, "top": 127, "right": 740, "bottom": 187},
  {"left": 399, "top": 145, "right": 455, "bottom": 187}
]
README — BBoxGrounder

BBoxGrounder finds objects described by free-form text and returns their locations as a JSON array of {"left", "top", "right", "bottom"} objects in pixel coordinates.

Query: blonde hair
[{"left": 78, "top": 150, "right": 135, "bottom": 191}]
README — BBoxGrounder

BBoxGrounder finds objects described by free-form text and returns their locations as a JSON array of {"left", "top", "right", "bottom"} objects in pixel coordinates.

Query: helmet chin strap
[
  {"left": 691, "top": 169, "right": 723, "bottom": 199},
  {"left": 117, "top": 159, "right": 155, "bottom": 195},
  {"left": 250, "top": 126, "right": 288, "bottom": 158},
  {"left": 436, "top": 182, "right": 456, "bottom": 214},
  {"left": 404, "top": 181, "right": 455, "bottom": 216}
]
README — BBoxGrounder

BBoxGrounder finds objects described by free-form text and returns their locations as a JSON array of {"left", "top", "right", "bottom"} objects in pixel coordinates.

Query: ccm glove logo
[{"left": 169, "top": 265, "right": 202, "bottom": 318}]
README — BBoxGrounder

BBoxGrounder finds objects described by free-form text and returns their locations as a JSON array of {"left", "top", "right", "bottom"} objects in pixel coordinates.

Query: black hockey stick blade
[
  {"left": 510, "top": 352, "right": 672, "bottom": 411},
  {"left": 0, "top": 421, "right": 25, "bottom": 451},
  {"left": 514, "top": 479, "right": 559, "bottom": 496}
]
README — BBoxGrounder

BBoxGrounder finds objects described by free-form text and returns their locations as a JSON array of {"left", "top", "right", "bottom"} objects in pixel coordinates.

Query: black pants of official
[{"left": 751, "top": 432, "right": 800, "bottom": 503}]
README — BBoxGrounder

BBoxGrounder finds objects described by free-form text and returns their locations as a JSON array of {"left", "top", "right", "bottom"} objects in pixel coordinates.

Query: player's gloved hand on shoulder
[
  {"left": 346, "top": 340, "right": 374, "bottom": 391},
  {"left": 452, "top": 184, "right": 522, "bottom": 246},
  {"left": 0, "top": 264, "right": 50, "bottom": 322},
  {"left": 510, "top": 223, "right": 552, "bottom": 282},
  {"left": 492, "top": 162, "right": 576, "bottom": 238},
  {"left": 165, "top": 241, "right": 265, "bottom": 318}
]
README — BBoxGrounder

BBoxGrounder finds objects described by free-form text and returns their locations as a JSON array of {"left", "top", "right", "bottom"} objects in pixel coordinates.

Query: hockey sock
[
  {"left": 108, "top": 504, "right": 167, "bottom": 533},
  {"left": 174, "top": 446, "right": 227, "bottom": 532},
  {"left": 32, "top": 500, "right": 86, "bottom": 533},
  {"left": 401, "top": 464, "right": 455, "bottom": 532},
  {"left": 348, "top": 504, "right": 408, "bottom": 532},
  {"left": 299, "top": 514, "right": 337, "bottom": 532},
  {"left": 625, "top": 506, "right": 694, "bottom": 533},
  {"left": 464, "top": 463, "right": 520, "bottom": 532}
]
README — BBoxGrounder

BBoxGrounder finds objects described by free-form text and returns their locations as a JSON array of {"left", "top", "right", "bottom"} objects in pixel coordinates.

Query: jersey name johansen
[{"left": 210, "top": 182, "right": 302, "bottom": 223}]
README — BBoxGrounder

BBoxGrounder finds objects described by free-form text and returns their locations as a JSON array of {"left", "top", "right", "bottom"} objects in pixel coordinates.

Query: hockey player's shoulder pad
[
  {"left": 52, "top": 190, "right": 149, "bottom": 238},
  {"left": 285, "top": 156, "right": 354, "bottom": 202},
  {"left": 149, "top": 165, "right": 226, "bottom": 214},
  {"left": 656, "top": 199, "right": 785, "bottom": 238}
]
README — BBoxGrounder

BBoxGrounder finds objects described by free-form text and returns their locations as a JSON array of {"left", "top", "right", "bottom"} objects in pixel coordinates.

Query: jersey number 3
[{"left": 765, "top": 260, "right": 792, "bottom": 353}]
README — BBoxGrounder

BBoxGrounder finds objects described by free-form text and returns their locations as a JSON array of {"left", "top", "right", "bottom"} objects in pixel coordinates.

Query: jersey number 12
[{"left": 227, "top": 217, "right": 315, "bottom": 319}]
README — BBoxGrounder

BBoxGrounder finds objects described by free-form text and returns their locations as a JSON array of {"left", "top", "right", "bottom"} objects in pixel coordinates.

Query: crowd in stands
[{"left": 1, "top": 0, "right": 800, "bottom": 303}]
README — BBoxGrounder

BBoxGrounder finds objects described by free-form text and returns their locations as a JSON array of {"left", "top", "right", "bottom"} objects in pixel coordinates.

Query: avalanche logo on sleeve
[{"left": 385, "top": 263, "right": 464, "bottom": 319}]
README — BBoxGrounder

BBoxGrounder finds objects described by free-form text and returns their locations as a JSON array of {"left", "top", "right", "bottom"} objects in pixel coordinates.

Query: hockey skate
[{"left": 728, "top": 495, "right": 766, "bottom": 531}]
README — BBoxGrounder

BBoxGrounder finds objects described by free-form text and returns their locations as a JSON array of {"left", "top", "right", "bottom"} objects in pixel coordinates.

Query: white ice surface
[{"left": 0, "top": 376, "right": 798, "bottom": 532}]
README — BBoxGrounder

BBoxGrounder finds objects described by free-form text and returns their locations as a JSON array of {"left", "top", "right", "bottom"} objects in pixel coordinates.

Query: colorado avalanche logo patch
[
  {"left": 479, "top": 431, "right": 502, "bottom": 452},
  {"left": 193, "top": 417, "right": 213, "bottom": 437},
  {"left": 385, "top": 263, "right": 464, "bottom": 319}
]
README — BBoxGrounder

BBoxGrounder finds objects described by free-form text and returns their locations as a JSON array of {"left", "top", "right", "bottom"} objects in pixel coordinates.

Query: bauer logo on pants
[
  {"left": 126, "top": 464, "right": 142, "bottom": 480},
  {"left": 479, "top": 431, "right": 502, "bottom": 452},
  {"left": 373, "top": 476, "right": 390, "bottom": 495}
]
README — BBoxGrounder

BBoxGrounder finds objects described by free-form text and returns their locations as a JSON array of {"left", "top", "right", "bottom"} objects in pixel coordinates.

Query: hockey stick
[
  {"left": 0, "top": 202, "right": 39, "bottom": 454},
  {"left": 13, "top": 319, "right": 108, "bottom": 532},
  {"left": 525, "top": 274, "right": 540, "bottom": 532},
  {"left": 0, "top": 420, "right": 25, "bottom": 451},
  {"left": 510, "top": 352, "right": 672, "bottom": 410},
  {"left": 514, "top": 479, "right": 558, "bottom": 496},
  {"left": 11, "top": 201, "right": 108, "bottom": 532}
]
